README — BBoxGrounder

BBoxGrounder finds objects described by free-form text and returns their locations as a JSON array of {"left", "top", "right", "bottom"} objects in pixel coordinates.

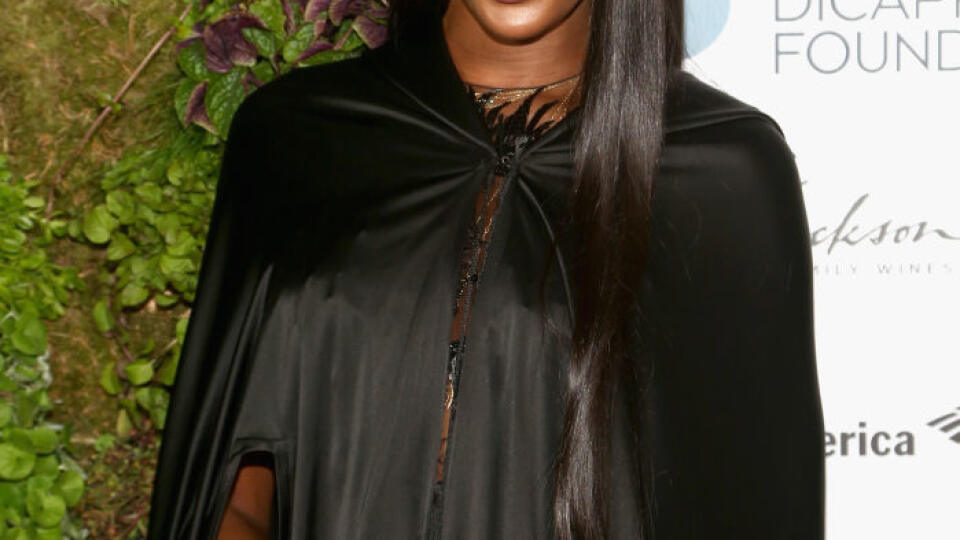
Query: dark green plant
[{"left": 0, "top": 155, "right": 87, "bottom": 538}]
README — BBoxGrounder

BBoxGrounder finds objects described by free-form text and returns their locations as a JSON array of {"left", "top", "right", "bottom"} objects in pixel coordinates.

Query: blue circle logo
[{"left": 684, "top": 0, "right": 731, "bottom": 57}]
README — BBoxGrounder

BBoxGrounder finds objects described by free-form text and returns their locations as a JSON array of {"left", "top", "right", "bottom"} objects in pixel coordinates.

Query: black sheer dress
[{"left": 428, "top": 74, "right": 582, "bottom": 537}]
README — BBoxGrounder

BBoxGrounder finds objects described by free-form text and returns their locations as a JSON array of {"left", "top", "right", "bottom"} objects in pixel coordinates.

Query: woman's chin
[{"left": 475, "top": 11, "right": 559, "bottom": 43}]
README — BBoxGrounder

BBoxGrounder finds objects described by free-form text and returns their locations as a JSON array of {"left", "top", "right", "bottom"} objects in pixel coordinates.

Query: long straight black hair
[{"left": 388, "top": 0, "right": 685, "bottom": 538}]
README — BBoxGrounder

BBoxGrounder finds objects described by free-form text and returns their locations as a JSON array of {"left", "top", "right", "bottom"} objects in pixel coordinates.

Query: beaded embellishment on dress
[{"left": 423, "top": 72, "right": 581, "bottom": 540}]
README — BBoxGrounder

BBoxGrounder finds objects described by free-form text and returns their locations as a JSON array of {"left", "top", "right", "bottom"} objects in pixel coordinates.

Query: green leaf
[
  {"left": 175, "top": 316, "right": 190, "bottom": 342},
  {"left": 249, "top": 0, "right": 285, "bottom": 36},
  {"left": 339, "top": 28, "right": 364, "bottom": 52},
  {"left": 14, "top": 392, "right": 41, "bottom": 427},
  {"left": 33, "top": 454, "right": 59, "bottom": 477},
  {"left": 135, "top": 387, "right": 170, "bottom": 429},
  {"left": 99, "top": 362, "right": 121, "bottom": 395},
  {"left": 6, "top": 428, "right": 35, "bottom": 454},
  {"left": 26, "top": 484, "right": 66, "bottom": 528},
  {"left": 154, "top": 292, "right": 179, "bottom": 308},
  {"left": 123, "top": 360, "right": 154, "bottom": 386},
  {"left": 155, "top": 213, "right": 180, "bottom": 244},
  {"left": 242, "top": 27, "right": 278, "bottom": 58},
  {"left": 116, "top": 409, "right": 133, "bottom": 438},
  {"left": 134, "top": 183, "right": 164, "bottom": 207},
  {"left": 11, "top": 313, "right": 46, "bottom": 356},
  {"left": 118, "top": 282, "right": 149, "bottom": 307},
  {"left": 5, "top": 527, "right": 28, "bottom": 540},
  {"left": 22, "top": 196, "right": 44, "bottom": 209},
  {"left": 206, "top": 69, "right": 247, "bottom": 138},
  {"left": 167, "top": 231, "right": 197, "bottom": 257},
  {"left": 92, "top": 298, "right": 114, "bottom": 332},
  {"left": 0, "top": 403, "right": 12, "bottom": 428},
  {"left": 139, "top": 338, "right": 156, "bottom": 356},
  {"left": 282, "top": 23, "right": 315, "bottom": 64},
  {"left": 105, "top": 189, "right": 136, "bottom": 223},
  {"left": 298, "top": 48, "right": 359, "bottom": 67},
  {"left": 56, "top": 470, "right": 84, "bottom": 507},
  {"left": 106, "top": 232, "right": 136, "bottom": 261},
  {"left": 251, "top": 59, "right": 276, "bottom": 83},
  {"left": 0, "top": 443, "right": 36, "bottom": 480},
  {"left": 156, "top": 355, "right": 179, "bottom": 386},
  {"left": 82, "top": 204, "right": 118, "bottom": 244},
  {"left": 36, "top": 527, "right": 62, "bottom": 540},
  {"left": 177, "top": 40, "right": 209, "bottom": 81},
  {"left": 174, "top": 78, "right": 196, "bottom": 128},
  {"left": 159, "top": 253, "right": 195, "bottom": 276},
  {"left": 27, "top": 429, "right": 59, "bottom": 455}
]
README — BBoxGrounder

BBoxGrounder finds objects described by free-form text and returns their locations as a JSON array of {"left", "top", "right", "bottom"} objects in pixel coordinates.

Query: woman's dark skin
[{"left": 215, "top": 0, "right": 589, "bottom": 536}]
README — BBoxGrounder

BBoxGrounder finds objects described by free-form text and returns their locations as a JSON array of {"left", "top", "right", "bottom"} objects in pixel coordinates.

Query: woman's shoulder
[
  {"left": 662, "top": 70, "right": 800, "bottom": 198},
  {"left": 665, "top": 70, "right": 785, "bottom": 140},
  {"left": 656, "top": 71, "right": 809, "bottom": 264}
]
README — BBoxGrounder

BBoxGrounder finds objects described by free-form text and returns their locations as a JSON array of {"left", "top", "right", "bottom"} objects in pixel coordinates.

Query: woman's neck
[{"left": 441, "top": 0, "right": 590, "bottom": 89}]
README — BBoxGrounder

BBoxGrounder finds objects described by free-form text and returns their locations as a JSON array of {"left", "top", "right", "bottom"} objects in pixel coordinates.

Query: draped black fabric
[{"left": 146, "top": 14, "right": 825, "bottom": 540}]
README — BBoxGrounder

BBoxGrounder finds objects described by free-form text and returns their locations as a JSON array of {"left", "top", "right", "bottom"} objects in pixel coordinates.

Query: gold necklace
[{"left": 467, "top": 72, "right": 582, "bottom": 115}]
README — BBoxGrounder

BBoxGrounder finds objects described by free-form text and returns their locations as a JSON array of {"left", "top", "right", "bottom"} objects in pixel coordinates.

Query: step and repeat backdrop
[{"left": 683, "top": 1, "right": 959, "bottom": 538}]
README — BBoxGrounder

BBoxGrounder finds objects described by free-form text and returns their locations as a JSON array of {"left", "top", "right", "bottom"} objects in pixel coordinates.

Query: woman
[{"left": 147, "top": 0, "right": 826, "bottom": 537}]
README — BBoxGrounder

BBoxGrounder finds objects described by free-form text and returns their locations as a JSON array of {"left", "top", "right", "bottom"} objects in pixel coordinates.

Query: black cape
[{"left": 147, "top": 15, "right": 825, "bottom": 540}]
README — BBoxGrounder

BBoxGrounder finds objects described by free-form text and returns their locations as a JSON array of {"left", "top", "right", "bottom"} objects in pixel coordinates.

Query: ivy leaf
[
  {"left": 0, "top": 443, "right": 36, "bottom": 480},
  {"left": 159, "top": 253, "right": 196, "bottom": 277},
  {"left": 119, "top": 282, "right": 149, "bottom": 307},
  {"left": 15, "top": 392, "right": 42, "bottom": 427},
  {"left": 33, "top": 454, "right": 59, "bottom": 477},
  {"left": 135, "top": 387, "right": 170, "bottom": 429},
  {"left": 106, "top": 232, "right": 136, "bottom": 261},
  {"left": 26, "top": 483, "right": 66, "bottom": 528},
  {"left": 134, "top": 183, "right": 164, "bottom": 208},
  {"left": 167, "top": 231, "right": 197, "bottom": 257},
  {"left": 155, "top": 214, "right": 181, "bottom": 245},
  {"left": 82, "top": 204, "right": 118, "bottom": 244},
  {"left": 156, "top": 355, "right": 179, "bottom": 386},
  {"left": 11, "top": 312, "right": 46, "bottom": 356},
  {"left": 8, "top": 428, "right": 36, "bottom": 453},
  {"left": 92, "top": 299, "right": 114, "bottom": 333},
  {"left": 105, "top": 189, "right": 137, "bottom": 224},
  {"left": 27, "top": 429, "right": 59, "bottom": 455},
  {"left": 99, "top": 362, "right": 121, "bottom": 395},
  {"left": 206, "top": 68, "right": 246, "bottom": 138},
  {"left": 123, "top": 361, "right": 154, "bottom": 386},
  {"left": 56, "top": 470, "right": 84, "bottom": 507}
]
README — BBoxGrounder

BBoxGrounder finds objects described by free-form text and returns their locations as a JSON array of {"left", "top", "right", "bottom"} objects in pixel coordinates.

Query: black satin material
[{"left": 147, "top": 15, "right": 825, "bottom": 540}]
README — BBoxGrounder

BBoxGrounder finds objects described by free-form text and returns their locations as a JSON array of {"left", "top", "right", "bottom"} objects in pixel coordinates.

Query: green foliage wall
[
  {"left": 0, "top": 156, "right": 86, "bottom": 538},
  {"left": 0, "top": 0, "right": 385, "bottom": 536}
]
